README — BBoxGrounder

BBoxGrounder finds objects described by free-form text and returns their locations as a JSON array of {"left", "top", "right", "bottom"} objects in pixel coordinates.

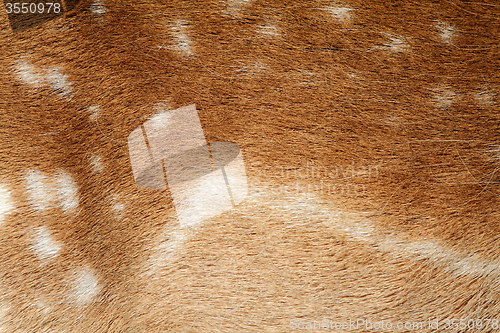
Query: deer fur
[{"left": 0, "top": 0, "right": 499, "bottom": 332}]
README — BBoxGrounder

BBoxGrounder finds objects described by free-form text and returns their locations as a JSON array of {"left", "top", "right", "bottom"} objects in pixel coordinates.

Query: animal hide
[{"left": 0, "top": 0, "right": 499, "bottom": 331}]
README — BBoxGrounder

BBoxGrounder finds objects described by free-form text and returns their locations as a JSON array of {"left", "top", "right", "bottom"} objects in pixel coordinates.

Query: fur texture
[{"left": 0, "top": 0, "right": 499, "bottom": 331}]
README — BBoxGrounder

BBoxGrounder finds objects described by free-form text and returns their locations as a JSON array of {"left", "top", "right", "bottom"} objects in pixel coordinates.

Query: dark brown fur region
[{"left": 0, "top": 0, "right": 499, "bottom": 332}]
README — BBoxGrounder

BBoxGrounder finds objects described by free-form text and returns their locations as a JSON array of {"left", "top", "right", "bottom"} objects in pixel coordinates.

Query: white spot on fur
[
  {"left": 346, "top": 222, "right": 500, "bottom": 279},
  {"left": 14, "top": 58, "right": 45, "bottom": 87},
  {"left": 87, "top": 105, "right": 100, "bottom": 122},
  {"left": 25, "top": 170, "right": 55, "bottom": 212},
  {"left": 322, "top": 6, "right": 355, "bottom": 23},
  {"left": 428, "top": 85, "right": 458, "bottom": 109},
  {"left": 13, "top": 58, "right": 73, "bottom": 98},
  {"left": 152, "top": 101, "right": 171, "bottom": 112},
  {"left": 257, "top": 22, "right": 280, "bottom": 37},
  {"left": 255, "top": 187, "right": 500, "bottom": 280},
  {"left": 223, "top": 0, "right": 253, "bottom": 17},
  {"left": 344, "top": 221, "right": 375, "bottom": 239},
  {"left": 109, "top": 193, "right": 125, "bottom": 218},
  {"left": 474, "top": 88, "right": 496, "bottom": 106},
  {"left": 44, "top": 67, "right": 73, "bottom": 98},
  {"left": 0, "top": 184, "right": 14, "bottom": 226},
  {"left": 24, "top": 170, "right": 79, "bottom": 213},
  {"left": 89, "top": 154, "right": 103, "bottom": 174},
  {"left": 90, "top": 0, "right": 107, "bottom": 15},
  {"left": 435, "top": 21, "right": 456, "bottom": 45},
  {"left": 53, "top": 171, "right": 79, "bottom": 213},
  {"left": 70, "top": 266, "right": 101, "bottom": 306},
  {"left": 170, "top": 20, "right": 193, "bottom": 57},
  {"left": 32, "top": 226, "right": 61, "bottom": 261},
  {"left": 375, "top": 34, "right": 410, "bottom": 53}
]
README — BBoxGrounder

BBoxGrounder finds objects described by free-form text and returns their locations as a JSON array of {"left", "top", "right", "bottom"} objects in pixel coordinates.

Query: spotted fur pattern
[{"left": 1, "top": 0, "right": 499, "bottom": 332}]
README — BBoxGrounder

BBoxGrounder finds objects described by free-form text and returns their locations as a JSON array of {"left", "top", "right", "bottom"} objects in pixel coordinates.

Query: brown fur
[{"left": 0, "top": 0, "right": 500, "bottom": 331}]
